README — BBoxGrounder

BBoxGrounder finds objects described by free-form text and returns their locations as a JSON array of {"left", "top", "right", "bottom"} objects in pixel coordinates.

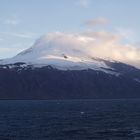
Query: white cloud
[
  {"left": 84, "top": 17, "right": 109, "bottom": 27},
  {"left": 4, "top": 19, "right": 20, "bottom": 25},
  {"left": 0, "top": 38, "right": 4, "bottom": 41},
  {"left": 0, "top": 32, "right": 37, "bottom": 39},
  {"left": 115, "top": 27, "right": 135, "bottom": 43},
  {"left": 3, "top": 15, "right": 21, "bottom": 25},
  {"left": 9, "top": 32, "right": 36, "bottom": 39},
  {"left": 76, "top": 0, "right": 90, "bottom": 8},
  {"left": 34, "top": 31, "right": 140, "bottom": 68},
  {"left": 0, "top": 47, "right": 24, "bottom": 59}
]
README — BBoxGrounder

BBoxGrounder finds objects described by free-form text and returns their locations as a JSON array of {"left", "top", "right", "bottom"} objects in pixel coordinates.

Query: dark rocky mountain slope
[{"left": 0, "top": 61, "right": 140, "bottom": 99}]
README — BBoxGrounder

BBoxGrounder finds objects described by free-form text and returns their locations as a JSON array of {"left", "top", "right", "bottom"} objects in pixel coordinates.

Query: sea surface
[{"left": 0, "top": 99, "right": 140, "bottom": 140}]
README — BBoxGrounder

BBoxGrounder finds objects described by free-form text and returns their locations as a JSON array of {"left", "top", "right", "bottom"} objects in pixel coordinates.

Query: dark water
[{"left": 0, "top": 100, "right": 140, "bottom": 140}]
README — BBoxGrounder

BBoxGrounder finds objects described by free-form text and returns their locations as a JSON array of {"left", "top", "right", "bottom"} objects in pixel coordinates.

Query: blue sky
[{"left": 0, "top": 0, "right": 140, "bottom": 58}]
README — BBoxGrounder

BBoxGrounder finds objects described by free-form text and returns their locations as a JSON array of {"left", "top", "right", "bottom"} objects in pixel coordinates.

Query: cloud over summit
[{"left": 33, "top": 31, "right": 140, "bottom": 68}]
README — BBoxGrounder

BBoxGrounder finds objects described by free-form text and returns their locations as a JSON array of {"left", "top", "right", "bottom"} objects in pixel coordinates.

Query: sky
[{"left": 0, "top": 0, "right": 140, "bottom": 59}]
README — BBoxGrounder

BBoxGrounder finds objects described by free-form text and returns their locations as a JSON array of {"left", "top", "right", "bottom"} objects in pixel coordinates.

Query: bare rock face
[{"left": 0, "top": 61, "right": 140, "bottom": 99}]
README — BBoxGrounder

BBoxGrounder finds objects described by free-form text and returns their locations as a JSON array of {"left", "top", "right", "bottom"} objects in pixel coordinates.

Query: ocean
[{"left": 0, "top": 99, "right": 140, "bottom": 140}]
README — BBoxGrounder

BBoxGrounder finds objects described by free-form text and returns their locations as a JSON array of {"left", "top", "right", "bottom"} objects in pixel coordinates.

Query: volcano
[{"left": 0, "top": 32, "right": 140, "bottom": 99}]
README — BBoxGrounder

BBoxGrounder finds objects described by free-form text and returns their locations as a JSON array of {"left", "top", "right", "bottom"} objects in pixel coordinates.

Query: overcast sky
[{"left": 0, "top": 0, "right": 140, "bottom": 58}]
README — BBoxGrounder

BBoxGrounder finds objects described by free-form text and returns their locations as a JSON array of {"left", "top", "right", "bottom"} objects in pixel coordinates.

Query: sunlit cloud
[
  {"left": 33, "top": 31, "right": 140, "bottom": 68},
  {"left": 84, "top": 17, "right": 109, "bottom": 27}
]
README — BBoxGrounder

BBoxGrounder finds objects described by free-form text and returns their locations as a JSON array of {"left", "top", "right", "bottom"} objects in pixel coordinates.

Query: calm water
[{"left": 0, "top": 100, "right": 140, "bottom": 140}]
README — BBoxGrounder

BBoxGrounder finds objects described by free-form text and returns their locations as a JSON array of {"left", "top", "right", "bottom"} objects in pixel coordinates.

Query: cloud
[
  {"left": 115, "top": 27, "right": 135, "bottom": 43},
  {"left": 4, "top": 19, "right": 20, "bottom": 25},
  {"left": 0, "top": 47, "right": 24, "bottom": 59},
  {"left": 84, "top": 17, "right": 109, "bottom": 27},
  {"left": 3, "top": 15, "right": 21, "bottom": 25},
  {"left": 0, "top": 38, "right": 4, "bottom": 41},
  {"left": 0, "top": 32, "right": 37, "bottom": 39},
  {"left": 0, "top": 31, "right": 38, "bottom": 58},
  {"left": 0, "top": 42, "right": 33, "bottom": 59},
  {"left": 34, "top": 31, "right": 140, "bottom": 68},
  {"left": 9, "top": 32, "right": 36, "bottom": 39},
  {"left": 76, "top": 0, "right": 90, "bottom": 8}
]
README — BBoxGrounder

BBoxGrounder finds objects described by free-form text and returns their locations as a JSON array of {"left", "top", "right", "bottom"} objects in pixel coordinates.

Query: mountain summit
[
  {"left": 1, "top": 32, "right": 117, "bottom": 73},
  {"left": 0, "top": 33, "right": 140, "bottom": 99}
]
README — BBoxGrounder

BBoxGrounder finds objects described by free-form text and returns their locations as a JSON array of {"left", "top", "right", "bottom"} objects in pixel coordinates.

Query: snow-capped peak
[{"left": 0, "top": 32, "right": 119, "bottom": 74}]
